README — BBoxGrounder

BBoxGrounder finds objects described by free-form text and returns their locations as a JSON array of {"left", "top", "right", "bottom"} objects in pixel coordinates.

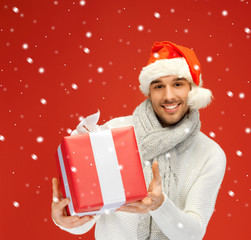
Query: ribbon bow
[{"left": 71, "top": 110, "right": 109, "bottom": 136}]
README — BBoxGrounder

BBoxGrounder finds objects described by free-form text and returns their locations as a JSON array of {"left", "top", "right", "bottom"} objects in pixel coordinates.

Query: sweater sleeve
[
  {"left": 150, "top": 147, "right": 226, "bottom": 240},
  {"left": 52, "top": 215, "right": 100, "bottom": 235}
]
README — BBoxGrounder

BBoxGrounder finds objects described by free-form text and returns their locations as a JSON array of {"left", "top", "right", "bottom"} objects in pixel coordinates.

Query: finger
[
  {"left": 118, "top": 205, "right": 142, "bottom": 213},
  {"left": 148, "top": 192, "right": 158, "bottom": 201},
  {"left": 152, "top": 162, "right": 161, "bottom": 181},
  {"left": 52, "top": 178, "right": 61, "bottom": 200},
  {"left": 62, "top": 215, "right": 94, "bottom": 229},
  {"left": 57, "top": 198, "right": 70, "bottom": 210}
]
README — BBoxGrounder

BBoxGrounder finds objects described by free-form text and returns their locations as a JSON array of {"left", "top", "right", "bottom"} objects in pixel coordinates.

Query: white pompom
[{"left": 187, "top": 86, "right": 213, "bottom": 109}]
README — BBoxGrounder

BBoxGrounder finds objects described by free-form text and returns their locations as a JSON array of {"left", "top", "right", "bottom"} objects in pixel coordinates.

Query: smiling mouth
[{"left": 162, "top": 104, "right": 180, "bottom": 112}]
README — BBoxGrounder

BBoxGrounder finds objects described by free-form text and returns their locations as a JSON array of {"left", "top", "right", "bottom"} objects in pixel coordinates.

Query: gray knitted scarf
[{"left": 132, "top": 99, "right": 200, "bottom": 240}]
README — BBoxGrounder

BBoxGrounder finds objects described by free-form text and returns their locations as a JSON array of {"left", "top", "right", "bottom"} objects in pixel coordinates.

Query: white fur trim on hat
[
  {"left": 139, "top": 58, "right": 193, "bottom": 96},
  {"left": 187, "top": 83, "right": 213, "bottom": 109}
]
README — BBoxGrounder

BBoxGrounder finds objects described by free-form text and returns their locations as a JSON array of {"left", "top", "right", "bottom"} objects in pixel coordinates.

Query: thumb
[
  {"left": 52, "top": 178, "right": 61, "bottom": 199},
  {"left": 152, "top": 161, "right": 161, "bottom": 181}
]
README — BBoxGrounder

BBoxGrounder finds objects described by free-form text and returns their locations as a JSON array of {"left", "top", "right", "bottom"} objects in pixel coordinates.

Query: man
[{"left": 51, "top": 41, "right": 226, "bottom": 240}]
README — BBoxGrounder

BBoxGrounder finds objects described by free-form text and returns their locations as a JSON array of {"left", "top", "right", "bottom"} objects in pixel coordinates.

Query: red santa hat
[{"left": 139, "top": 41, "right": 212, "bottom": 109}]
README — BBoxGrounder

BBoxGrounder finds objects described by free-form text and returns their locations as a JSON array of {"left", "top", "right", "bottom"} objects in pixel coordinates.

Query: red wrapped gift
[{"left": 55, "top": 126, "right": 147, "bottom": 216}]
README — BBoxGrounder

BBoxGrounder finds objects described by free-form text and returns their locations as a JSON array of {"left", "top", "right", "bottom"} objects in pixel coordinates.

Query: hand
[
  {"left": 51, "top": 178, "right": 94, "bottom": 228},
  {"left": 118, "top": 161, "right": 164, "bottom": 214}
]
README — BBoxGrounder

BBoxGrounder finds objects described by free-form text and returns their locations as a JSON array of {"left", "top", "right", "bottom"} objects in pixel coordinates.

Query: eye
[
  {"left": 174, "top": 82, "right": 183, "bottom": 87},
  {"left": 154, "top": 84, "right": 164, "bottom": 89}
]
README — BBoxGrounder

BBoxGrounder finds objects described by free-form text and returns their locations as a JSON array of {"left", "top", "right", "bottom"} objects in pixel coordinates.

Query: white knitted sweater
[{"left": 55, "top": 115, "right": 226, "bottom": 240}]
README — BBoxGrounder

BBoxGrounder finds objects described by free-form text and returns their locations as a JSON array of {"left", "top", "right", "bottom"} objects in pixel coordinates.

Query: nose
[{"left": 163, "top": 86, "right": 176, "bottom": 102}]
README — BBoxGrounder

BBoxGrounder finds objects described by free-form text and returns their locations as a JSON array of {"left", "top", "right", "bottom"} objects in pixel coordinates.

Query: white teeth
[{"left": 164, "top": 105, "right": 178, "bottom": 110}]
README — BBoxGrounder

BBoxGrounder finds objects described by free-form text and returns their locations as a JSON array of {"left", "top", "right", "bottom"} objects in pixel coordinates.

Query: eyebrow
[{"left": 150, "top": 77, "right": 187, "bottom": 85}]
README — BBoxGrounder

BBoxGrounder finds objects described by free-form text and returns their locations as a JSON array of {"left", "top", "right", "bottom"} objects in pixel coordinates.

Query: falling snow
[
  {"left": 79, "top": 0, "right": 86, "bottom": 6},
  {"left": 177, "top": 222, "right": 184, "bottom": 229},
  {"left": 71, "top": 83, "right": 79, "bottom": 90},
  {"left": 209, "top": 131, "right": 216, "bottom": 138},
  {"left": 83, "top": 47, "right": 90, "bottom": 54},
  {"left": 154, "top": 12, "right": 160, "bottom": 18},
  {"left": 184, "top": 128, "right": 190, "bottom": 133},
  {"left": 239, "top": 93, "right": 245, "bottom": 99},
  {"left": 36, "top": 136, "right": 44, "bottom": 142},
  {"left": 228, "top": 190, "right": 235, "bottom": 197},
  {"left": 66, "top": 128, "right": 72, "bottom": 134},
  {"left": 38, "top": 67, "right": 45, "bottom": 74},
  {"left": 13, "top": 201, "right": 20, "bottom": 207},
  {"left": 40, "top": 98, "right": 47, "bottom": 104},
  {"left": 193, "top": 64, "right": 200, "bottom": 70},
  {"left": 0, "top": 135, "right": 5, "bottom": 141},
  {"left": 144, "top": 160, "right": 151, "bottom": 166},
  {"left": 227, "top": 91, "right": 234, "bottom": 97},
  {"left": 22, "top": 43, "right": 28, "bottom": 49},
  {"left": 236, "top": 150, "right": 243, "bottom": 157},
  {"left": 12, "top": 7, "right": 19, "bottom": 13},
  {"left": 86, "top": 32, "right": 92, "bottom": 38},
  {"left": 71, "top": 166, "right": 77, "bottom": 172},
  {"left": 222, "top": 10, "right": 228, "bottom": 16},
  {"left": 245, "top": 128, "right": 251, "bottom": 134},
  {"left": 31, "top": 154, "right": 38, "bottom": 160},
  {"left": 244, "top": 27, "right": 250, "bottom": 34},
  {"left": 138, "top": 25, "right": 144, "bottom": 31},
  {"left": 97, "top": 67, "right": 103, "bottom": 73},
  {"left": 26, "top": 57, "right": 33, "bottom": 64},
  {"left": 206, "top": 56, "right": 213, "bottom": 62}
]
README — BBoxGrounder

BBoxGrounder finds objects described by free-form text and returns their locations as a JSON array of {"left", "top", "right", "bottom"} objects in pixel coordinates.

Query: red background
[{"left": 1, "top": 0, "right": 250, "bottom": 239}]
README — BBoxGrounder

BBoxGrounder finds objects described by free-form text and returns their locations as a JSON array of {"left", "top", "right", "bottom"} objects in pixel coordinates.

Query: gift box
[{"left": 55, "top": 126, "right": 147, "bottom": 216}]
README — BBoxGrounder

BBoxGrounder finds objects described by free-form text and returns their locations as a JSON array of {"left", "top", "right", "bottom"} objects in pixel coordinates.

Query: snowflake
[
  {"left": 66, "top": 128, "right": 72, "bottom": 134},
  {"left": 83, "top": 47, "right": 90, "bottom": 54},
  {"left": 177, "top": 222, "right": 184, "bottom": 229},
  {"left": 138, "top": 25, "right": 144, "bottom": 31},
  {"left": 31, "top": 154, "right": 38, "bottom": 160},
  {"left": 228, "top": 190, "right": 235, "bottom": 197},
  {"left": 236, "top": 150, "right": 243, "bottom": 157},
  {"left": 239, "top": 93, "right": 245, "bottom": 99},
  {"left": 227, "top": 91, "right": 233, "bottom": 97},
  {"left": 209, "top": 131, "right": 216, "bottom": 138},
  {"left": 38, "top": 67, "right": 45, "bottom": 74},
  {"left": 97, "top": 67, "right": 103, "bottom": 73},
  {"left": 244, "top": 27, "right": 250, "bottom": 34},
  {"left": 40, "top": 98, "right": 47, "bottom": 105},
  {"left": 222, "top": 10, "right": 228, "bottom": 16},
  {"left": 245, "top": 128, "right": 250, "bottom": 134},
  {"left": 26, "top": 57, "right": 33, "bottom": 64},
  {"left": 13, "top": 201, "right": 20, "bottom": 207},
  {"left": 36, "top": 136, "right": 44, "bottom": 143},
  {"left": 12, "top": 7, "right": 19, "bottom": 13},
  {"left": 71, "top": 83, "right": 78, "bottom": 90},
  {"left": 0, "top": 135, "right": 5, "bottom": 141},
  {"left": 22, "top": 43, "right": 28, "bottom": 49},
  {"left": 79, "top": 0, "right": 86, "bottom": 6},
  {"left": 154, "top": 12, "right": 160, "bottom": 18},
  {"left": 86, "top": 32, "right": 92, "bottom": 38},
  {"left": 206, "top": 56, "right": 213, "bottom": 62}
]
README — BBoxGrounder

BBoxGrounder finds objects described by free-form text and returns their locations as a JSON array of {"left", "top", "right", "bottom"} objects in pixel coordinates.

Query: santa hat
[{"left": 139, "top": 41, "right": 212, "bottom": 109}]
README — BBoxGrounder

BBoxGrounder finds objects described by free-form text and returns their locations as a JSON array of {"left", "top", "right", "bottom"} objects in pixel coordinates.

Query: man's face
[{"left": 149, "top": 75, "right": 191, "bottom": 127}]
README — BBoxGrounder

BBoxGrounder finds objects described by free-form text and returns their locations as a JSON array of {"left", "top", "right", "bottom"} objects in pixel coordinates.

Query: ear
[{"left": 148, "top": 93, "right": 151, "bottom": 101}]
